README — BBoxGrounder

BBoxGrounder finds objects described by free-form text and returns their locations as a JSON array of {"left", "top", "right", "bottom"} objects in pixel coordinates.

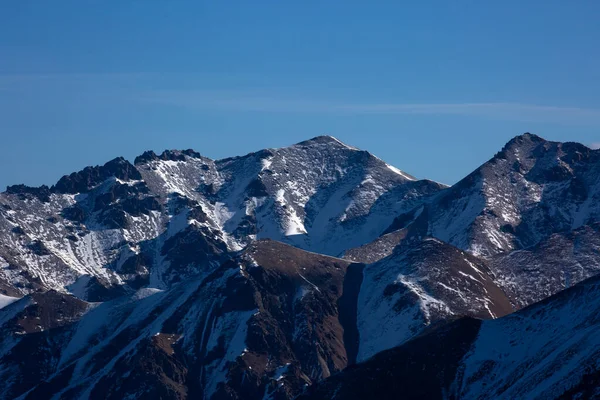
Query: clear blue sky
[{"left": 2, "top": 1, "right": 600, "bottom": 189}]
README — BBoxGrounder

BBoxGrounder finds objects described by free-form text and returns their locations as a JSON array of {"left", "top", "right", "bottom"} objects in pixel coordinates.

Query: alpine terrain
[{"left": 1, "top": 133, "right": 600, "bottom": 399}]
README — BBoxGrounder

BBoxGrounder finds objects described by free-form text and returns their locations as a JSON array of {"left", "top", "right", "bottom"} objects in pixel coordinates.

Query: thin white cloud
[
  {"left": 140, "top": 90, "right": 339, "bottom": 113},
  {"left": 0, "top": 72, "right": 152, "bottom": 81},
  {"left": 589, "top": 142, "right": 600, "bottom": 150},
  {"left": 337, "top": 102, "right": 600, "bottom": 118},
  {"left": 142, "top": 90, "right": 600, "bottom": 126},
  {"left": 3, "top": 74, "right": 600, "bottom": 126}
]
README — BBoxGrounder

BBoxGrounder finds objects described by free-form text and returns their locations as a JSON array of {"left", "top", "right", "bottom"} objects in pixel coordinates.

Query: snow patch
[
  {"left": 133, "top": 287, "right": 164, "bottom": 300},
  {"left": 275, "top": 189, "right": 307, "bottom": 236},
  {"left": 396, "top": 274, "right": 452, "bottom": 321},
  {"left": 261, "top": 157, "right": 273, "bottom": 171},
  {"left": 386, "top": 164, "right": 416, "bottom": 181},
  {"left": 0, "top": 294, "right": 19, "bottom": 310}
]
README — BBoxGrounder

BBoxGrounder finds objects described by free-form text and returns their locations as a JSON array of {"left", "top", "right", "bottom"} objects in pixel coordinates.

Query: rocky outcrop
[{"left": 52, "top": 157, "right": 142, "bottom": 194}]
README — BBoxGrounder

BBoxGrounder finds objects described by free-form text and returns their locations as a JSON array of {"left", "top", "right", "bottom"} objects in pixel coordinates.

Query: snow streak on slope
[{"left": 0, "top": 294, "right": 18, "bottom": 309}]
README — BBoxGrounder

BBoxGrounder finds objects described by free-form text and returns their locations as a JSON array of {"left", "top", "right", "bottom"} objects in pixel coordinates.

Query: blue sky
[{"left": 1, "top": 1, "right": 600, "bottom": 189}]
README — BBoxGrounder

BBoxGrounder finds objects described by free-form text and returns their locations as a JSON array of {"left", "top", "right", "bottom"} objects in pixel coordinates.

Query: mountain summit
[{"left": 0, "top": 136, "right": 437, "bottom": 297}]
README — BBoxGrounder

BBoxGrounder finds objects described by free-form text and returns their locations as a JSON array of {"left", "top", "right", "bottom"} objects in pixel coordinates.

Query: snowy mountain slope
[
  {"left": 302, "top": 272, "right": 600, "bottom": 400},
  {"left": 2, "top": 132, "right": 600, "bottom": 399},
  {"left": 375, "top": 218, "right": 600, "bottom": 313},
  {"left": 0, "top": 136, "right": 439, "bottom": 299},
  {"left": 0, "top": 237, "right": 520, "bottom": 400},
  {"left": 0, "top": 168, "right": 230, "bottom": 299},
  {"left": 377, "top": 133, "right": 600, "bottom": 312},
  {"left": 355, "top": 237, "right": 513, "bottom": 362},
  {"left": 490, "top": 222, "right": 600, "bottom": 307},
  {"left": 389, "top": 133, "right": 600, "bottom": 258},
  {"left": 458, "top": 272, "right": 600, "bottom": 399},
  {"left": 0, "top": 240, "right": 357, "bottom": 400},
  {"left": 135, "top": 135, "right": 443, "bottom": 256}
]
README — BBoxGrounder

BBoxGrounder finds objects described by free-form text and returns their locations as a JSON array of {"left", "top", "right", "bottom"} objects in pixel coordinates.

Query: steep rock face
[
  {"left": 303, "top": 273, "right": 600, "bottom": 400},
  {"left": 52, "top": 157, "right": 143, "bottom": 194},
  {"left": 390, "top": 133, "right": 600, "bottom": 257}
]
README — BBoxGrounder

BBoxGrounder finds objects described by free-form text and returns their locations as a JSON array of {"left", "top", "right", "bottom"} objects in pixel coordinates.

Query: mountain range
[{"left": 1, "top": 133, "right": 599, "bottom": 399}]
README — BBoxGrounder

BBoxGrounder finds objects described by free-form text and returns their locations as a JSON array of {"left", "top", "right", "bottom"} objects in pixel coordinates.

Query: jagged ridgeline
[{"left": 1, "top": 134, "right": 600, "bottom": 399}]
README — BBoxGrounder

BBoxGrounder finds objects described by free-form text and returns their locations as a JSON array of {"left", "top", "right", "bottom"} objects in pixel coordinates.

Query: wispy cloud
[
  {"left": 140, "top": 90, "right": 339, "bottom": 113},
  {"left": 0, "top": 72, "right": 152, "bottom": 82},
  {"left": 589, "top": 142, "right": 600, "bottom": 150},
  {"left": 141, "top": 90, "right": 600, "bottom": 126},
  {"left": 3, "top": 73, "right": 600, "bottom": 126}
]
